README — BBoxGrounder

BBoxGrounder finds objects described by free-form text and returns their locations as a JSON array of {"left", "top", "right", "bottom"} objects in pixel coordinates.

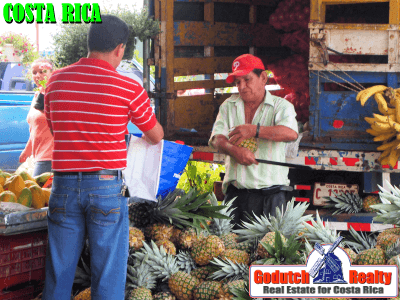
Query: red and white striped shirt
[{"left": 44, "top": 58, "right": 156, "bottom": 172}]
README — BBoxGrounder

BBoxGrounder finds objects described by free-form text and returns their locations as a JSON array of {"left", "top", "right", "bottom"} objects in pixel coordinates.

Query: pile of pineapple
[
  {"left": 57, "top": 183, "right": 400, "bottom": 300},
  {"left": 0, "top": 170, "right": 51, "bottom": 209}
]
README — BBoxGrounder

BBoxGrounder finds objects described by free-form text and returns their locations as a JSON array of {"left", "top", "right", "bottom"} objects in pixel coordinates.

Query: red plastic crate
[
  {"left": 0, "top": 230, "right": 47, "bottom": 292},
  {"left": 0, "top": 284, "right": 43, "bottom": 300}
]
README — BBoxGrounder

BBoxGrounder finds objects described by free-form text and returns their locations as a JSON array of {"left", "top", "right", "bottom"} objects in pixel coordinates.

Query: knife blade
[{"left": 256, "top": 158, "right": 313, "bottom": 170}]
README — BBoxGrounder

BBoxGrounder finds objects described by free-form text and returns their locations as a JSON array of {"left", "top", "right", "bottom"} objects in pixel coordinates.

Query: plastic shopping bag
[{"left": 123, "top": 134, "right": 193, "bottom": 202}]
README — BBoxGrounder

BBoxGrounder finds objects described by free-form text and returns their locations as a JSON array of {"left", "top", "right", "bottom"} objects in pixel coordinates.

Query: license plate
[{"left": 313, "top": 183, "right": 359, "bottom": 206}]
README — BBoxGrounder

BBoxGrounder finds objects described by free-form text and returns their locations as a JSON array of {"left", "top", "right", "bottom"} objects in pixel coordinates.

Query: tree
[{"left": 52, "top": 4, "right": 160, "bottom": 67}]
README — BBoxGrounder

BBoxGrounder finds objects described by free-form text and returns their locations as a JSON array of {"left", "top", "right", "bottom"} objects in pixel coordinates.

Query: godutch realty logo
[{"left": 250, "top": 236, "right": 398, "bottom": 298}]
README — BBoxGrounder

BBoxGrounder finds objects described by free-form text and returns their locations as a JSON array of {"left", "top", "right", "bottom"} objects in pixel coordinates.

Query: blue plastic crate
[{"left": 301, "top": 71, "right": 400, "bottom": 151}]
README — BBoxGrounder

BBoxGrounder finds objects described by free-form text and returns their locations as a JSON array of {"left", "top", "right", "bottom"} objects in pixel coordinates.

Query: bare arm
[
  {"left": 228, "top": 124, "right": 298, "bottom": 146},
  {"left": 19, "top": 136, "right": 33, "bottom": 163},
  {"left": 142, "top": 121, "right": 164, "bottom": 144},
  {"left": 210, "top": 134, "right": 258, "bottom": 166}
]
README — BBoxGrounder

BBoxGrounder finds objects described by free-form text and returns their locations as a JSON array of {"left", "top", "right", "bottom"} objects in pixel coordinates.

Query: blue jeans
[
  {"left": 42, "top": 171, "right": 129, "bottom": 300},
  {"left": 33, "top": 160, "right": 52, "bottom": 177}
]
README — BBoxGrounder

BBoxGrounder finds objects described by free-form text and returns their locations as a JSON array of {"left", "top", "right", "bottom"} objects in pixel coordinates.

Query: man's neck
[
  {"left": 244, "top": 92, "right": 265, "bottom": 110},
  {"left": 87, "top": 52, "right": 117, "bottom": 69}
]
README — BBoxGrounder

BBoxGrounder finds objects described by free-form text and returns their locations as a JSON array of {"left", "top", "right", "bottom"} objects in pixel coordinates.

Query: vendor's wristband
[{"left": 255, "top": 123, "right": 260, "bottom": 138}]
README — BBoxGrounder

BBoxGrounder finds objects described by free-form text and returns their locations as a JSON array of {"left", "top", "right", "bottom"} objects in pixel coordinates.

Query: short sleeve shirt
[{"left": 209, "top": 90, "right": 298, "bottom": 194}]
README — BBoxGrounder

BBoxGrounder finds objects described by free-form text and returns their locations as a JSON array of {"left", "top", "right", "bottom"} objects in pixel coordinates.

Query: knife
[{"left": 256, "top": 158, "right": 313, "bottom": 170}]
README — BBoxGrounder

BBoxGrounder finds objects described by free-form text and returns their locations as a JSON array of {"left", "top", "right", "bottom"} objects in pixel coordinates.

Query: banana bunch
[{"left": 357, "top": 86, "right": 400, "bottom": 167}]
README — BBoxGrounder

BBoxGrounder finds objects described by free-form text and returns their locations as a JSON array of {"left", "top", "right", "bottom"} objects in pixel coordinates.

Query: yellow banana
[
  {"left": 360, "top": 85, "right": 388, "bottom": 106},
  {"left": 364, "top": 117, "right": 377, "bottom": 125},
  {"left": 395, "top": 93, "right": 400, "bottom": 123},
  {"left": 379, "top": 148, "right": 392, "bottom": 162},
  {"left": 375, "top": 92, "right": 389, "bottom": 110},
  {"left": 372, "top": 113, "right": 395, "bottom": 123},
  {"left": 374, "top": 121, "right": 392, "bottom": 131},
  {"left": 380, "top": 156, "right": 390, "bottom": 166},
  {"left": 373, "top": 131, "right": 396, "bottom": 142},
  {"left": 388, "top": 148, "right": 400, "bottom": 167},
  {"left": 377, "top": 139, "right": 400, "bottom": 151},
  {"left": 371, "top": 123, "right": 392, "bottom": 133},
  {"left": 366, "top": 128, "right": 382, "bottom": 136},
  {"left": 388, "top": 118, "right": 400, "bottom": 132}
]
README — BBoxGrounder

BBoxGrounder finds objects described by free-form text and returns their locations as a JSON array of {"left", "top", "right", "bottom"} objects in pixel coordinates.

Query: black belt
[
  {"left": 228, "top": 184, "right": 293, "bottom": 196},
  {"left": 54, "top": 170, "right": 121, "bottom": 176}
]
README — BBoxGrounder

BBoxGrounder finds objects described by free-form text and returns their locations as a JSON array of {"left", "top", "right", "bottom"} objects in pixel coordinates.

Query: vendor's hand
[
  {"left": 142, "top": 133, "right": 157, "bottom": 145},
  {"left": 228, "top": 124, "right": 256, "bottom": 146},
  {"left": 233, "top": 147, "right": 258, "bottom": 166},
  {"left": 19, "top": 152, "right": 27, "bottom": 163}
]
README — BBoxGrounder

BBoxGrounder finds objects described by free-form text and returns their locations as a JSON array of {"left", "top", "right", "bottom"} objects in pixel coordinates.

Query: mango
[
  {"left": 0, "top": 185, "right": 3, "bottom": 193},
  {"left": 0, "top": 191, "right": 17, "bottom": 203},
  {"left": 0, "top": 174, "right": 6, "bottom": 187},
  {"left": 8, "top": 175, "right": 25, "bottom": 199},
  {"left": 42, "top": 188, "right": 51, "bottom": 206},
  {"left": 24, "top": 180, "right": 39, "bottom": 188},
  {"left": 34, "top": 172, "right": 53, "bottom": 187},
  {"left": 18, "top": 171, "right": 35, "bottom": 182},
  {"left": 2, "top": 172, "right": 12, "bottom": 179},
  {"left": 17, "top": 188, "right": 32, "bottom": 207},
  {"left": 29, "top": 185, "right": 45, "bottom": 209}
]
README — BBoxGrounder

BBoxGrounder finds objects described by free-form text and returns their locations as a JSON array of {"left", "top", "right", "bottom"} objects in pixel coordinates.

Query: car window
[{"left": 0, "top": 62, "right": 33, "bottom": 91}]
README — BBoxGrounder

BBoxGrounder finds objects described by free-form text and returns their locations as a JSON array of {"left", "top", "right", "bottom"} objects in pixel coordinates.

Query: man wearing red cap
[{"left": 209, "top": 54, "right": 299, "bottom": 227}]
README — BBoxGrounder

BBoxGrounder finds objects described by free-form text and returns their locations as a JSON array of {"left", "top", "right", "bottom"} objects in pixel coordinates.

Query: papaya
[
  {"left": 17, "top": 188, "right": 32, "bottom": 207},
  {"left": 24, "top": 180, "right": 39, "bottom": 188},
  {"left": 42, "top": 188, "right": 51, "bottom": 206},
  {"left": 8, "top": 175, "right": 25, "bottom": 199},
  {"left": 18, "top": 171, "right": 35, "bottom": 182},
  {"left": 0, "top": 185, "right": 3, "bottom": 193},
  {"left": 0, "top": 191, "right": 17, "bottom": 203},
  {"left": 2, "top": 172, "right": 12, "bottom": 179},
  {"left": 0, "top": 175, "right": 6, "bottom": 187},
  {"left": 34, "top": 172, "right": 53, "bottom": 187},
  {"left": 29, "top": 185, "right": 45, "bottom": 209}
]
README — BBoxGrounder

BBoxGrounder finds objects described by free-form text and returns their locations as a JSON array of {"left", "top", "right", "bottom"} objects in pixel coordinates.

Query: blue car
[{"left": 0, "top": 59, "right": 155, "bottom": 171}]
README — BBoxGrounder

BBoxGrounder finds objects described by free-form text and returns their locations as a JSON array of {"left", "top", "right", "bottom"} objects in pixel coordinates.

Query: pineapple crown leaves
[
  {"left": 234, "top": 200, "right": 311, "bottom": 242},
  {"left": 372, "top": 182, "right": 400, "bottom": 224},
  {"left": 302, "top": 211, "right": 344, "bottom": 245},
  {"left": 126, "top": 261, "right": 157, "bottom": 290},
  {"left": 133, "top": 240, "right": 180, "bottom": 281},
  {"left": 73, "top": 257, "right": 91, "bottom": 287},
  {"left": 257, "top": 231, "right": 302, "bottom": 265},
  {"left": 176, "top": 250, "right": 197, "bottom": 274},
  {"left": 208, "top": 257, "right": 249, "bottom": 281},
  {"left": 385, "top": 239, "right": 400, "bottom": 260},
  {"left": 323, "top": 191, "right": 362, "bottom": 215},
  {"left": 345, "top": 226, "right": 377, "bottom": 251},
  {"left": 230, "top": 281, "right": 253, "bottom": 300},
  {"left": 210, "top": 198, "right": 236, "bottom": 236}
]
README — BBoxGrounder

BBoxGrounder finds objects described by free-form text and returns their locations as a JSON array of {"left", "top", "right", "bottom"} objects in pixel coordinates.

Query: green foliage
[
  {"left": 176, "top": 161, "right": 225, "bottom": 194},
  {"left": 257, "top": 232, "right": 302, "bottom": 265},
  {"left": 52, "top": 4, "right": 160, "bottom": 67},
  {"left": 0, "top": 32, "right": 39, "bottom": 65}
]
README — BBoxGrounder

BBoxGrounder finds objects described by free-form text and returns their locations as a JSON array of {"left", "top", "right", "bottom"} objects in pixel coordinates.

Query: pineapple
[
  {"left": 343, "top": 248, "right": 357, "bottom": 264},
  {"left": 153, "top": 292, "right": 176, "bottom": 300},
  {"left": 209, "top": 198, "right": 236, "bottom": 237},
  {"left": 234, "top": 200, "right": 312, "bottom": 242},
  {"left": 386, "top": 239, "right": 400, "bottom": 261},
  {"left": 178, "top": 228, "right": 198, "bottom": 250},
  {"left": 147, "top": 223, "right": 174, "bottom": 241},
  {"left": 126, "top": 262, "right": 156, "bottom": 300},
  {"left": 303, "top": 211, "right": 343, "bottom": 244},
  {"left": 355, "top": 247, "right": 386, "bottom": 265},
  {"left": 323, "top": 191, "right": 362, "bottom": 214},
  {"left": 217, "top": 280, "right": 246, "bottom": 300},
  {"left": 74, "top": 287, "right": 91, "bottom": 300},
  {"left": 129, "top": 188, "right": 229, "bottom": 232},
  {"left": 193, "top": 281, "right": 223, "bottom": 300},
  {"left": 372, "top": 181, "right": 400, "bottom": 225},
  {"left": 220, "top": 233, "right": 238, "bottom": 249},
  {"left": 209, "top": 257, "right": 249, "bottom": 282},
  {"left": 362, "top": 194, "right": 381, "bottom": 212},
  {"left": 345, "top": 226, "right": 377, "bottom": 251},
  {"left": 387, "top": 254, "right": 400, "bottom": 265},
  {"left": 257, "top": 231, "right": 286, "bottom": 259},
  {"left": 377, "top": 233, "right": 400, "bottom": 250},
  {"left": 171, "top": 227, "right": 182, "bottom": 245},
  {"left": 168, "top": 271, "right": 200, "bottom": 300},
  {"left": 176, "top": 251, "right": 196, "bottom": 274},
  {"left": 190, "top": 265, "right": 216, "bottom": 283},
  {"left": 129, "top": 226, "right": 145, "bottom": 251},
  {"left": 238, "top": 137, "right": 258, "bottom": 153},
  {"left": 220, "top": 249, "right": 250, "bottom": 265},
  {"left": 156, "top": 239, "right": 177, "bottom": 255},
  {"left": 190, "top": 235, "right": 225, "bottom": 266}
]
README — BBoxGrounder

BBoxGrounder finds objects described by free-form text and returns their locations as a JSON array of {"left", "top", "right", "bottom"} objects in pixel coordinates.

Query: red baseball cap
[{"left": 226, "top": 54, "right": 265, "bottom": 84}]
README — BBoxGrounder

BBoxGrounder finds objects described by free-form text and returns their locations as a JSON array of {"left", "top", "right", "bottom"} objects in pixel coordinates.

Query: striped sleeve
[
  {"left": 274, "top": 99, "right": 299, "bottom": 133},
  {"left": 208, "top": 100, "right": 230, "bottom": 149},
  {"left": 128, "top": 86, "right": 156, "bottom": 132},
  {"left": 44, "top": 88, "right": 52, "bottom": 133}
]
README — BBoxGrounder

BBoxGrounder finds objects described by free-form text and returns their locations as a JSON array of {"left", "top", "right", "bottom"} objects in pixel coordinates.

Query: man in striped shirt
[
  {"left": 42, "top": 15, "right": 164, "bottom": 300},
  {"left": 209, "top": 54, "right": 298, "bottom": 228}
]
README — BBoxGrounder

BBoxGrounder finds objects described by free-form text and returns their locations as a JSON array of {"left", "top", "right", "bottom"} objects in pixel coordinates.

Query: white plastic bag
[
  {"left": 285, "top": 132, "right": 304, "bottom": 158},
  {"left": 15, "top": 155, "right": 35, "bottom": 176}
]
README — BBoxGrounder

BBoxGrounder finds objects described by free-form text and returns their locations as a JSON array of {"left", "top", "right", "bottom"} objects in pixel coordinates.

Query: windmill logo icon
[{"left": 310, "top": 236, "right": 347, "bottom": 284}]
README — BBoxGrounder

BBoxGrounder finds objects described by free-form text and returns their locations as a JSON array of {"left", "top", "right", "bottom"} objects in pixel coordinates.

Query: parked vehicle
[{"left": 147, "top": 0, "right": 400, "bottom": 232}]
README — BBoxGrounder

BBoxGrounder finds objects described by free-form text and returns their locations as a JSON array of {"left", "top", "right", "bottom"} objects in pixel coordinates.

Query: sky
[{"left": 0, "top": 0, "right": 144, "bottom": 51}]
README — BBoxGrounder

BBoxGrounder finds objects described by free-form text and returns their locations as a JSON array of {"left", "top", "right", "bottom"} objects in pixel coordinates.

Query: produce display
[
  {"left": 356, "top": 86, "right": 400, "bottom": 167},
  {"left": 58, "top": 185, "right": 400, "bottom": 300},
  {"left": 0, "top": 170, "right": 51, "bottom": 209}
]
